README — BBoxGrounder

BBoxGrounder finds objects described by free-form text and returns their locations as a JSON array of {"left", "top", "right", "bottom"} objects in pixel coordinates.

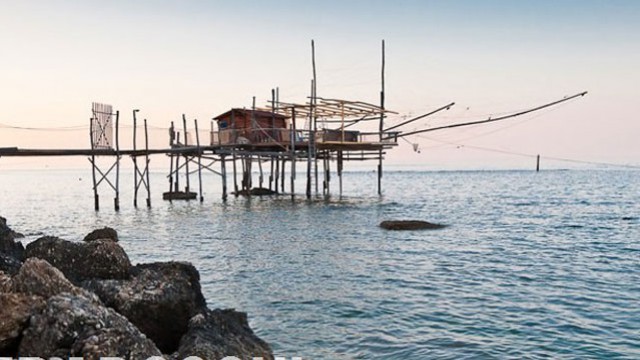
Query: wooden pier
[{"left": 0, "top": 40, "right": 588, "bottom": 210}]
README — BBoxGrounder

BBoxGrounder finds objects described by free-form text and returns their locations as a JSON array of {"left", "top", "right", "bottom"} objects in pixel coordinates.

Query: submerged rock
[
  {"left": 83, "top": 261, "right": 207, "bottom": 353},
  {"left": 173, "top": 309, "right": 274, "bottom": 360},
  {"left": 25, "top": 236, "right": 131, "bottom": 283},
  {"left": 0, "top": 293, "right": 46, "bottom": 355},
  {"left": 19, "top": 293, "right": 162, "bottom": 359},
  {"left": 380, "top": 220, "right": 447, "bottom": 230},
  {"left": 83, "top": 227, "right": 119, "bottom": 242}
]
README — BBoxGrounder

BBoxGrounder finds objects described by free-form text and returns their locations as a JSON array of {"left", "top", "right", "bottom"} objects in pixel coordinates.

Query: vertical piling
[
  {"left": 114, "top": 110, "right": 120, "bottom": 211},
  {"left": 195, "top": 119, "right": 204, "bottom": 202},
  {"left": 536, "top": 154, "right": 540, "bottom": 172},
  {"left": 378, "top": 39, "right": 385, "bottom": 196},
  {"left": 132, "top": 109, "right": 139, "bottom": 207},
  {"left": 291, "top": 108, "right": 296, "bottom": 200},
  {"left": 144, "top": 119, "right": 151, "bottom": 208},
  {"left": 221, "top": 154, "right": 228, "bottom": 201},
  {"left": 182, "top": 115, "right": 190, "bottom": 195},
  {"left": 338, "top": 150, "right": 343, "bottom": 198},
  {"left": 89, "top": 115, "right": 99, "bottom": 211}
]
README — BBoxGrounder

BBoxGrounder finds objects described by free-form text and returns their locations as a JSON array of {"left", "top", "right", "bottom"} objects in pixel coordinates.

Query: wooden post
[
  {"left": 338, "top": 150, "right": 343, "bottom": 198},
  {"left": 536, "top": 154, "right": 540, "bottom": 172},
  {"left": 312, "top": 40, "right": 319, "bottom": 194},
  {"left": 258, "top": 155, "right": 264, "bottom": 188},
  {"left": 195, "top": 119, "right": 204, "bottom": 202},
  {"left": 378, "top": 39, "right": 385, "bottom": 196},
  {"left": 114, "top": 110, "right": 120, "bottom": 211},
  {"left": 174, "top": 131, "right": 181, "bottom": 193},
  {"left": 89, "top": 115, "right": 99, "bottom": 211},
  {"left": 269, "top": 157, "right": 274, "bottom": 191},
  {"left": 168, "top": 122, "right": 175, "bottom": 195},
  {"left": 232, "top": 152, "right": 238, "bottom": 196},
  {"left": 133, "top": 109, "right": 139, "bottom": 207},
  {"left": 275, "top": 156, "right": 280, "bottom": 193},
  {"left": 182, "top": 114, "right": 190, "bottom": 194},
  {"left": 291, "top": 108, "right": 296, "bottom": 200},
  {"left": 281, "top": 158, "right": 286, "bottom": 193},
  {"left": 144, "top": 119, "right": 151, "bottom": 207},
  {"left": 221, "top": 154, "right": 228, "bottom": 201},
  {"left": 306, "top": 79, "right": 313, "bottom": 199}
]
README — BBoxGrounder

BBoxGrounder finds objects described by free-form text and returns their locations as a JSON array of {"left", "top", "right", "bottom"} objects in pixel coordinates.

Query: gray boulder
[
  {"left": 11, "top": 258, "right": 96, "bottom": 300},
  {"left": 0, "top": 216, "right": 25, "bottom": 261},
  {"left": 0, "top": 271, "right": 11, "bottom": 292},
  {"left": 0, "top": 253, "right": 22, "bottom": 275},
  {"left": 173, "top": 309, "right": 274, "bottom": 360},
  {"left": 0, "top": 293, "right": 46, "bottom": 355},
  {"left": 25, "top": 236, "right": 131, "bottom": 283},
  {"left": 19, "top": 293, "right": 162, "bottom": 359},
  {"left": 83, "top": 227, "right": 119, "bottom": 242},
  {"left": 83, "top": 261, "right": 207, "bottom": 353}
]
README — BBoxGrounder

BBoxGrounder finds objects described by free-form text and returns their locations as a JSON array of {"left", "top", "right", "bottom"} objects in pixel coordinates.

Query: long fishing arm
[{"left": 385, "top": 91, "right": 587, "bottom": 139}]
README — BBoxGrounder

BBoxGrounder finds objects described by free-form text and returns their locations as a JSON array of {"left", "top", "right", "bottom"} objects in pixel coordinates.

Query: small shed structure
[{"left": 214, "top": 108, "right": 289, "bottom": 144}]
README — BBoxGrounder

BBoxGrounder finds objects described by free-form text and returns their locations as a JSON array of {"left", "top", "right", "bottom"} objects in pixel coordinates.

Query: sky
[{"left": 1, "top": 0, "right": 639, "bottom": 170}]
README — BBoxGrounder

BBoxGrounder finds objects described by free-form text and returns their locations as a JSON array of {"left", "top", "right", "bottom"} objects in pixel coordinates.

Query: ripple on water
[{"left": 2, "top": 169, "right": 640, "bottom": 359}]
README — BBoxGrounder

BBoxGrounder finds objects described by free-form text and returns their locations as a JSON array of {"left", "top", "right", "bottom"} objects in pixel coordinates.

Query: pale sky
[{"left": 1, "top": 0, "right": 639, "bottom": 170}]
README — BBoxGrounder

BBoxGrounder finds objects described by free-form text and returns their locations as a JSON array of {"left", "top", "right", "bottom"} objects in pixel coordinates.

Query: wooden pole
[
  {"left": 258, "top": 155, "right": 263, "bottom": 188},
  {"left": 89, "top": 114, "right": 99, "bottom": 211},
  {"left": 378, "top": 39, "right": 385, "bottom": 196},
  {"left": 144, "top": 119, "right": 151, "bottom": 208},
  {"left": 132, "top": 109, "right": 139, "bottom": 207},
  {"left": 195, "top": 119, "right": 204, "bottom": 202},
  {"left": 290, "top": 108, "right": 296, "bottom": 200},
  {"left": 232, "top": 152, "right": 238, "bottom": 196},
  {"left": 338, "top": 150, "right": 343, "bottom": 198},
  {"left": 221, "top": 154, "right": 228, "bottom": 201},
  {"left": 114, "top": 110, "right": 120, "bottom": 211},
  {"left": 275, "top": 156, "right": 280, "bottom": 193},
  {"left": 312, "top": 41, "right": 319, "bottom": 194},
  {"left": 168, "top": 122, "right": 175, "bottom": 195},
  {"left": 175, "top": 131, "right": 180, "bottom": 193},
  {"left": 182, "top": 114, "right": 190, "bottom": 194},
  {"left": 281, "top": 157, "right": 286, "bottom": 193},
  {"left": 269, "top": 157, "right": 274, "bottom": 191},
  {"left": 306, "top": 79, "right": 313, "bottom": 199},
  {"left": 536, "top": 154, "right": 540, "bottom": 172}
]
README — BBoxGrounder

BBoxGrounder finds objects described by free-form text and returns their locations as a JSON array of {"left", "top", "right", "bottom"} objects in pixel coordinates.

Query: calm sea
[{"left": 1, "top": 169, "right": 639, "bottom": 359}]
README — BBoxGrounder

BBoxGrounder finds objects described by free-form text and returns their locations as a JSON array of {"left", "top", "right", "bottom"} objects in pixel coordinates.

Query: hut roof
[{"left": 213, "top": 108, "right": 288, "bottom": 121}]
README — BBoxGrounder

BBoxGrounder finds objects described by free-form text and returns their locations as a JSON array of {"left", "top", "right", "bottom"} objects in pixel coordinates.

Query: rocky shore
[{"left": 0, "top": 216, "right": 273, "bottom": 359}]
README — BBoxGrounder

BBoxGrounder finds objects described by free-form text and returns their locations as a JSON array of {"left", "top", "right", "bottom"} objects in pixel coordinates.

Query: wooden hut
[{"left": 213, "top": 108, "right": 288, "bottom": 145}]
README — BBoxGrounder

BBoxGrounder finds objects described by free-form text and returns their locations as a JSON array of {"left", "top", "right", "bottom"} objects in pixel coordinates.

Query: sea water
[{"left": 1, "top": 169, "right": 639, "bottom": 359}]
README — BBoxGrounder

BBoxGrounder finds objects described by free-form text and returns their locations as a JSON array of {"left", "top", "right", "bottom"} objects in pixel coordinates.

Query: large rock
[
  {"left": 83, "top": 227, "right": 119, "bottom": 243},
  {"left": 0, "top": 293, "right": 46, "bottom": 355},
  {"left": 0, "top": 216, "right": 25, "bottom": 261},
  {"left": 380, "top": 220, "right": 447, "bottom": 230},
  {"left": 0, "top": 271, "right": 11, "bottom": 292},
  {"left": 83, "top": 261, "right": 207, "bottom": 353},
  {"left": 0, "top": 253, "right": 22, "bottom": 275},
  {"left": 25, "top": 236, "right": 131, "bottom": 283},
  {"left": 19, "top": 293, "right": 162, "bottom": 359},
  {"left": 173, "top": 309, "right": 274, "bottom": 360},
  {"left": 11, "top": 258, "right": 96, "bottom": 300}
]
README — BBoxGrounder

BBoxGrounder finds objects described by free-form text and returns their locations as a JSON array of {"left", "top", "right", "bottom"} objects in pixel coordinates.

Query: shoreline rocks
[{"left": 0, "top": 216, "right": 273, "bottom": 359}]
